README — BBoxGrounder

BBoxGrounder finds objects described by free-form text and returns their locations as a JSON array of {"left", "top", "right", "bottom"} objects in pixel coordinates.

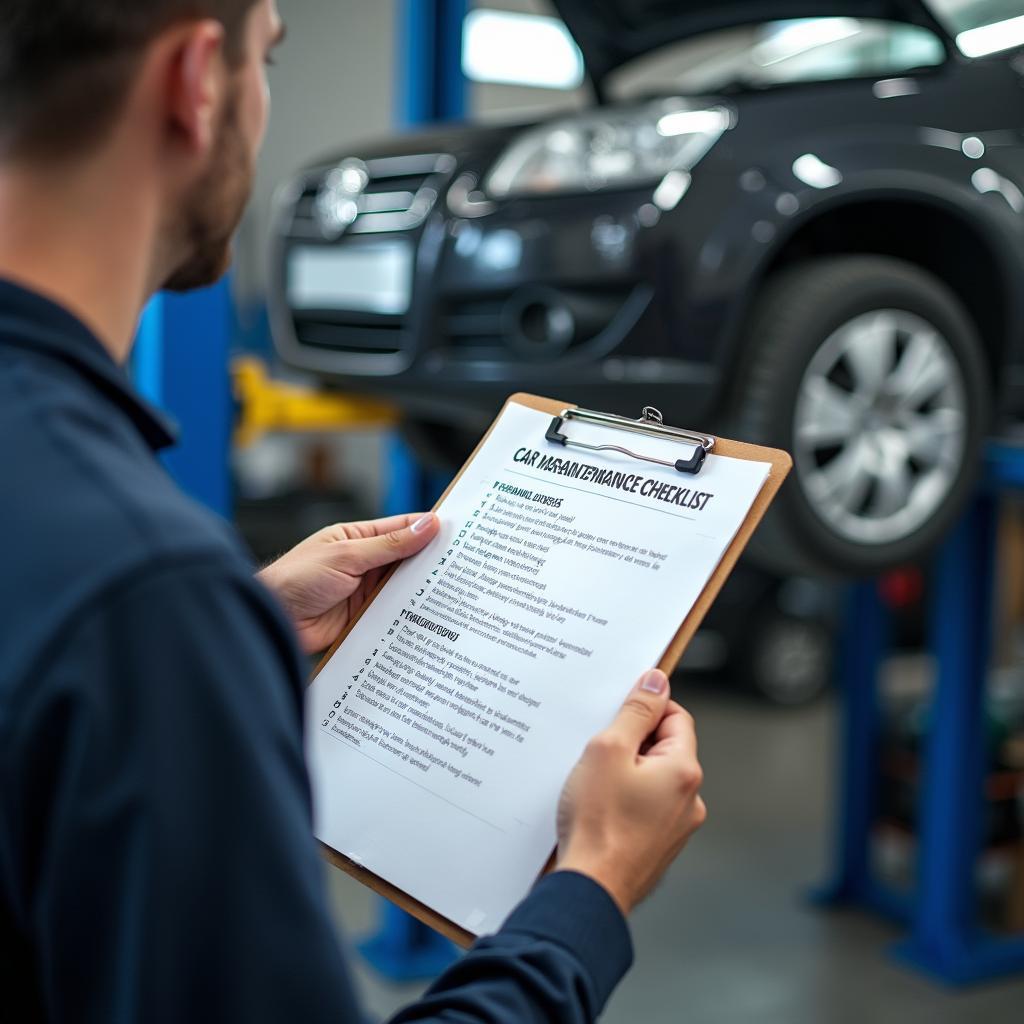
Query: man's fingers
[
  {"left": 603, "top": 669, "right": 671, "bottom": 750},
  {"left": 644, "top": 701, "right": 698, "bottom": 759},
  {"left": 347, "top": 512, "right": 435, "bottom": 539},
  {"left": 651, "top": 701, "right": 693, "bottom": 743},
  {"left": 338, "top": 512, "right": 439, "bottom": 574}
]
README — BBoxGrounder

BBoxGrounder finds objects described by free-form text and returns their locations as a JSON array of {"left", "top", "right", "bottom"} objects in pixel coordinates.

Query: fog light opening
[
  {"left": 505, "top": 289, "right": 577, "bottom": 357},
  {"left": 522, "top": 301, "right": 573, "bottom": 347}
]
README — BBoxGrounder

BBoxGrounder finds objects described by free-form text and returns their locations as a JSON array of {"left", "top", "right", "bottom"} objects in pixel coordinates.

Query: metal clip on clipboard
[{"left": 545, "top": 406, "right": 716, "bottom": 475}]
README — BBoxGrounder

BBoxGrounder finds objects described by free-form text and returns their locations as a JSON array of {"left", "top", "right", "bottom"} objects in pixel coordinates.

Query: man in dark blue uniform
[{"left": 0, "top": 2, "right": 707, "bottom": 1021}]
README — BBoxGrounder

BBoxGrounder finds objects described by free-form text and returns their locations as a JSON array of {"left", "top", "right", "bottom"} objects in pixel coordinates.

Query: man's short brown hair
[{"left": 0, "top": 1, "right": 259, "bottom": 161}]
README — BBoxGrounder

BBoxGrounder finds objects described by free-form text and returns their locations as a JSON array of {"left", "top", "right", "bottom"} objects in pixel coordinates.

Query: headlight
[{"left": 485, "top": 100, "right": 732, "bottom": 199}]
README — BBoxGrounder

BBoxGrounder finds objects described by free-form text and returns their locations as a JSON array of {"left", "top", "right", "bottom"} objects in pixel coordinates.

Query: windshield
[
  {"left": 607, "top": 18, "right": 947, "bottom": 99},
  {"left": 607, "top": 1, "right": 1024, "bottom": 100},
  {"left": 605, "top": 0, "right": 1024, "bottom": 101}
]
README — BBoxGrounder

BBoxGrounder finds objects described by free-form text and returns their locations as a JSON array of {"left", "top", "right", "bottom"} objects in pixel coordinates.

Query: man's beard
[{"left": 163, "top": 89, "right": 253, "bottom": 292}]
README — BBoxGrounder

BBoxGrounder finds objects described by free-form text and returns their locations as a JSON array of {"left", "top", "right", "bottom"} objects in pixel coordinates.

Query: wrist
[
  {"left": 255, "top": 560, "right": 293, "bottom": 606},
  {"left": 254, "top": 560, "right": 278, "bottom": 591},
  {"left": 555, "top": 851, "right": 633, "bottom": 917}
]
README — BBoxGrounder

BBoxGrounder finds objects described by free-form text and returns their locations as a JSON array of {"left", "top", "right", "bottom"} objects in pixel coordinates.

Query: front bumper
[{"left": 270, "top": 154, "right": 721, "bottom": 428}]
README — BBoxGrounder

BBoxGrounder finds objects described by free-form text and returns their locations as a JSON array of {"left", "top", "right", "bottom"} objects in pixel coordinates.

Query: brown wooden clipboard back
[{"left": 313, "top": 393, "right": 792, "bottom": 948}]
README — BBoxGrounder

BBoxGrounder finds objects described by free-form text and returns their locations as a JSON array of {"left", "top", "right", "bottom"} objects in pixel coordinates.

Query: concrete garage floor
[{"left": 325, "top": 687, "right": 1024, "bottom": 1023}]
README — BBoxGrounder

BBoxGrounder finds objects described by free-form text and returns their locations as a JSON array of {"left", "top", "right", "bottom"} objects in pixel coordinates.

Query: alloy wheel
[{"left": 792, "top": 309, "right": 968, "bottom": 546}]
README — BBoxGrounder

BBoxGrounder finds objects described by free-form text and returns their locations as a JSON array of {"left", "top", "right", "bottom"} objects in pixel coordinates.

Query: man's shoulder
[{"left": 0, "top": 347, "right": 256, "bottom": 687}]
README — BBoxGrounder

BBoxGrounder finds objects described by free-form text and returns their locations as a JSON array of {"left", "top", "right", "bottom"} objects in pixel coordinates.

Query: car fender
[{"left": 686, "top": 129, "right": 1024, "bottom": 390}]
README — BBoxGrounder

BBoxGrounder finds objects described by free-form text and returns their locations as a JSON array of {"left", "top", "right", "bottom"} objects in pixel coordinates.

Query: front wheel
[{"left": 734, "top": 256, "right": 989, "bottom": 576}]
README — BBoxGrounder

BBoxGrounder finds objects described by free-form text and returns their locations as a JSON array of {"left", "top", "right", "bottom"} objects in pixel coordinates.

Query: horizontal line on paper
[
  {"left": 506, "top": 469, "right": 696, "bottom": 521},
  {"left": 323, "top": 727, "right": 505, "bottom": 833}
]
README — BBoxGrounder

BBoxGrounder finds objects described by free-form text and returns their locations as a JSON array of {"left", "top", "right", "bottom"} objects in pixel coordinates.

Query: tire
[
  {"left": 743, "top": 610, "right": 832, "bottom": 707},
  {"left": 733, "top": 256, "right": 989, "bottom": 576}
]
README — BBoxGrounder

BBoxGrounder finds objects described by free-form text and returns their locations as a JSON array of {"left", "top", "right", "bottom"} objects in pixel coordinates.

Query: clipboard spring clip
[{"left": 546, "top": 406, "right": 716, "bottom": 475}]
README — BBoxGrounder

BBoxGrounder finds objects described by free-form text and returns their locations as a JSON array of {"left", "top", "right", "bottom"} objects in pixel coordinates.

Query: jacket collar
[{"left": 0, "top": 278, "right": 177, "bottom": 452}]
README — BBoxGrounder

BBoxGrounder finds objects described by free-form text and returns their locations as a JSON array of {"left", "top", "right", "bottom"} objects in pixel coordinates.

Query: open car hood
[{"left": 550, "top": 1, "right": 952, "bottom": 87}]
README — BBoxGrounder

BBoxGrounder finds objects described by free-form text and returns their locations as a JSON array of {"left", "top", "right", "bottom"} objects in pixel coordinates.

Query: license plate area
[{"left": 287, "top": 240, "right": 414, "bottom": 316}]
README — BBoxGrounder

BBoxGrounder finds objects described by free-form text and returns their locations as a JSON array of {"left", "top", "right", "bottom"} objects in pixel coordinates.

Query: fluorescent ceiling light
[
  {"left": 957, "top": 15, "right": 1024, "bottom": 57},
  {"left": 462, "top": 9, "right": 585, "bottom": 90}
]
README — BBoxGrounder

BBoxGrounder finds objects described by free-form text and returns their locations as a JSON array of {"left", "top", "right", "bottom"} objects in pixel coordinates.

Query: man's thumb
[
  {"left": 344, "top": 513, "right": 439, "bottom": 573},
  {"left": 606, "top": 669, "right": 670, "bottom": 748}
]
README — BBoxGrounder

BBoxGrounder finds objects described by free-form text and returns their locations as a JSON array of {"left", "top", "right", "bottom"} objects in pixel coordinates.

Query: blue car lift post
[
  {"left": 356, "top": 0, "right": 468, "bottom": 983},
  {"left": 819, "top": 442, "right": 1024, "bottom": 985},
  {"left": 134, "top": 282, "right": 235, "bottom": 517}
]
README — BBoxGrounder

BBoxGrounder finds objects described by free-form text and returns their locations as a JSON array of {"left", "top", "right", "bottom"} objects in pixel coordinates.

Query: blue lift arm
[
  {"left": 134, "top": 282, "right": 234, "bottom": 517},
  {"left": 819, "top": 444, "right": 1024, "bottom": 985}
]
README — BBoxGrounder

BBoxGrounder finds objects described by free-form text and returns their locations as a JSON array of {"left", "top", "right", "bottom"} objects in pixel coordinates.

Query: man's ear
[{"left": 165, "top": 21, "right": 227, "bottom": 156}]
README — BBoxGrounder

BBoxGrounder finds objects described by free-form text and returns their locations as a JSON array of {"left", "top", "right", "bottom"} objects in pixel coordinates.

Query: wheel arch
[{"left": 718, "top": 188, "right": 1020, "bottom": 405}]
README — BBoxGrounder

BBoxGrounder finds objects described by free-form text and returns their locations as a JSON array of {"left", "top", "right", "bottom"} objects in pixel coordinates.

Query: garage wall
[{"left": 235, "top": 0, "right": 397, "bottom": 303}]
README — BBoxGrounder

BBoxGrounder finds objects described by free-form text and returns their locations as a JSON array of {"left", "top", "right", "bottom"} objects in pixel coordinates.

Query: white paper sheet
[{"left": 306, "top": 402, "right": 770, "bottom": 935}]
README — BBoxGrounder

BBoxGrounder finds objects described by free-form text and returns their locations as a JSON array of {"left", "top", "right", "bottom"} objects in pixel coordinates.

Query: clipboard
[{"left": 313, "top": 392, "right": 792, "bottom": 946}]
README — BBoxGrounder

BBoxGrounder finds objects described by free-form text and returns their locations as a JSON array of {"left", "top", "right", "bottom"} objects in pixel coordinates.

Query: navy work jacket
[{"left": 0, "top": 280, "right": 632, "bottom": 1023}]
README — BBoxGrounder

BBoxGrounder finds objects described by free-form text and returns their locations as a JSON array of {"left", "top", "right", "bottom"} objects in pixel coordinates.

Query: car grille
[
  {"left": 278, "top": 153, "right": 455, "bottom": 367},
  {"left": 441, "top": 296, "right": 508, "bottom": 361},
  {"left": 292, "top": 314, "right": 408, "bottom": 357},
  {"left": 284, "top": 153, "right": 455, "bottom": 240}
]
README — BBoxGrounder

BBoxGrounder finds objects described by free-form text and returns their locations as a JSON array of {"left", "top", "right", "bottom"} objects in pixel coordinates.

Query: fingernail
[
  {"left": 640, "top": 669, "right": 667, "bottom": 694},
  {"left": 411, "top": 513, "right": 435, "bottom": 534}
]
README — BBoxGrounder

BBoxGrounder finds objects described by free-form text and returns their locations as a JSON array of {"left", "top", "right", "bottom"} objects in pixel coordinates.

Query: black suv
[{"left": 270, "top": 1, "right": 1024, "bottom": 574}]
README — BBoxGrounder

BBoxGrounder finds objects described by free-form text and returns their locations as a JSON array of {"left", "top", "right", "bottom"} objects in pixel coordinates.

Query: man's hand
[
  {"left": 257, "top": 513, "right": 440, "bottom": 654},
  {"left": 555, "top": 669, "right": 706, "bottom": 916}
]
